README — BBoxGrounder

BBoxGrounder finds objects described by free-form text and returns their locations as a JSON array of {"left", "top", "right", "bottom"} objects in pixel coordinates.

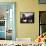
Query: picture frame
[
  {"left": 20, "top": 12, "right": 34, "bottom": 23},
  {"left": 39, "top": 0, "right": 46, "bottom": 4}
]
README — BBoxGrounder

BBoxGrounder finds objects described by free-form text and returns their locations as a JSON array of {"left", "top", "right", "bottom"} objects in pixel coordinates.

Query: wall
[{"left": 0, "top": 0, "right": 46, "bottom": 40}]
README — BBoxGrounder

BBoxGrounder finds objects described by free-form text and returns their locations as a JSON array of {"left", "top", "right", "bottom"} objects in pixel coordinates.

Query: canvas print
[{"left": 20, "top": 12, "right": 34, "bottom": 23}]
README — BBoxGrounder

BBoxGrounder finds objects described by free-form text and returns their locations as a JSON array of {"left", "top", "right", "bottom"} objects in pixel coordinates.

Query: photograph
[{"left": 20, "top": 12, "right": 34, "bottom": 23}]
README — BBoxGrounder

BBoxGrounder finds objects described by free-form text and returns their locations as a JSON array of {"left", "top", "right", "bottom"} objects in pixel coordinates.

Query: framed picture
[
  {"left": 39, "top": 0, "right": 46, "bottom": 4},
  {"left": 20, "top": 12, "right": 34, "bottom": 23}
]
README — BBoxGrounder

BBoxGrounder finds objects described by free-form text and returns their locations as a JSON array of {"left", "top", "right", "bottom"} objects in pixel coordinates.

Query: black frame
[
  {"left": 20, "top": 12, "right": 34, "bottom": 23},
  {"left": 39, "top": 0, "right": 46, "bottom": 4},
  {"left": 39, "top": 11, "right": 46, "bottom": 36}
]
